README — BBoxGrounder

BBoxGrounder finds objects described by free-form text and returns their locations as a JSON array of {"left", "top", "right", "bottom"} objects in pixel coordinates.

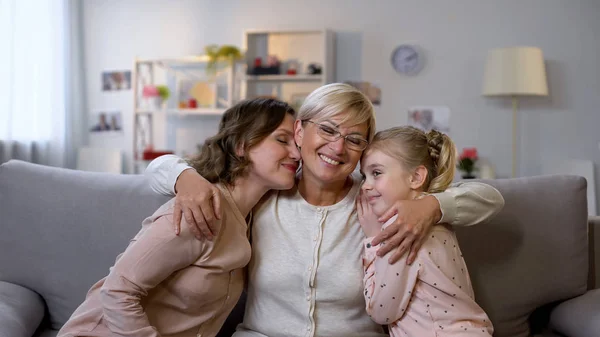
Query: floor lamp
[{"left": 482, "top": 47, "right": 548, "bottom": 177}]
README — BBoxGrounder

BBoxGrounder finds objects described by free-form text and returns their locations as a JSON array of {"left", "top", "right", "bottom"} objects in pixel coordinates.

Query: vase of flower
[
  {"left": 142, "top": 85, "right": 170, "bottom": 111},
  {"left": 458, "top": 147, "right": 478, "bottom": 179}
]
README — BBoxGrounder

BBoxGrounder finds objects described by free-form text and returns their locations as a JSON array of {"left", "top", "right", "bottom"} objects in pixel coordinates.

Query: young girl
[
  {"left": 358, "top": 126, "right": 494, "bottom": 336},
  {"left": 58, "top": 98, "right": 300, "bottom": 337}
]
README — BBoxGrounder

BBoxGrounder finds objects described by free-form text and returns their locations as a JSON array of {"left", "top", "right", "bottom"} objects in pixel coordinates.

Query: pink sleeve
[
  {"left": 362, "top": 237, "right": 420, "bottom": 325},
  {"left": 99, "top": 213, "right": 205, "bottom": 337}
]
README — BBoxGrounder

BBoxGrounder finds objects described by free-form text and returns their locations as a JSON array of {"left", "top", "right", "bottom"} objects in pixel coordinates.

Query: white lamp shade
[{"left": 482, "top": 47, "right": 548, "bottom": 96}]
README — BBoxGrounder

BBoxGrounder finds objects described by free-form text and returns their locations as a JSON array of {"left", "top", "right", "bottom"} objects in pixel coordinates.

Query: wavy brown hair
[
  {"left": 187, "top": 98, "right": 295, "bottom": 185},
  {"left": 367, "top": 126, "right": 457, "bottom": 193}
]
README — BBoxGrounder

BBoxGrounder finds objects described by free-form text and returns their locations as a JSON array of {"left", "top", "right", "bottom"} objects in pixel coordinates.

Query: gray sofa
[{"left": 0, "top": 160, "right": 599, "bottom": 337}]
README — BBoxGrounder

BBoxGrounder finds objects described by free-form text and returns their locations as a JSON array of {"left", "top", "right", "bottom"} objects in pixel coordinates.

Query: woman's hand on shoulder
[
  {"left": 371, "top": 195, "right": 441, "bottom": 265},
  {"left": 173, "top": 168, "right": 223, "bottom": 241}
]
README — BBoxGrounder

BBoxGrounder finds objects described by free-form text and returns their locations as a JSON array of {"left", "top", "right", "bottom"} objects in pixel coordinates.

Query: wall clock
[{"left": 391, "top": 44, "right": 424, "bottom": 76}]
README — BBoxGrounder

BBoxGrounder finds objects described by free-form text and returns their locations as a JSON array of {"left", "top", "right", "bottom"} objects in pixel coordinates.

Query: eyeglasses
[{"left": 304, "top": 120, "right": 369, "bottom": 151}]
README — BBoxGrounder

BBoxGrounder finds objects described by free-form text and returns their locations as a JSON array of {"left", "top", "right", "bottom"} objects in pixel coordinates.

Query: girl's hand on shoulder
[
  {"left": 357, "top": 192, "right": 383, "bottom": 238},
  {"left": 371, "top": 195, "right": 440, "bottom": 265}
]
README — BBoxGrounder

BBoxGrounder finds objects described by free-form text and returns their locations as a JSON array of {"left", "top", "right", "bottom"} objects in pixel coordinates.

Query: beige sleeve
[
  {"left": 99, "top": 213, "right": 204, "bottom": 337},
  {"left": 432, "top": 182, "right": 505, "bottom": 226}
]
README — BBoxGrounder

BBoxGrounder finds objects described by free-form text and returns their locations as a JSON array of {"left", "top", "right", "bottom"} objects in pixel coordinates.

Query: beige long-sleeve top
[
  {"left": 145, "top": 155, "right": 505, "bottom": 337},
  {"left": 363, "top": 217, "right": 493, "bottom": 336},
  {"left": 58, "top": 184, "right": 250, "bottom": 337}
]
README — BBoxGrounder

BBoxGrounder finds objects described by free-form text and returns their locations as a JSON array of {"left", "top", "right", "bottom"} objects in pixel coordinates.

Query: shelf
[
  {"left": 136, "top": 55, "right": 211, "bottom": 65},
  {"left": 243, "top": 74, "right": 323, "bottom": 82},
  {"left": 135, "top": 108, "right": 226, "bottom": 115}
]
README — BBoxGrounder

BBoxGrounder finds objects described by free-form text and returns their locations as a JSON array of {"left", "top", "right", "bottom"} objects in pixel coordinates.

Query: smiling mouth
[
  {"left": 366, "top": 195, "right": 381, "bottom": 203},
  {"left": 282, "top": 163, "right": 299, "bottom": 172},
  {"left": 319, "top": 154, "right": 341, "bottom": 166}
]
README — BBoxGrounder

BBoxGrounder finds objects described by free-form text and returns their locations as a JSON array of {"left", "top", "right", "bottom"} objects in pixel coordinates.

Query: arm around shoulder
[
  {"left": 432, "top": 181, "right": 505, "bottom": 227},
  {"left": 145, "top": 155, "right": 192, "bottom": 196}
]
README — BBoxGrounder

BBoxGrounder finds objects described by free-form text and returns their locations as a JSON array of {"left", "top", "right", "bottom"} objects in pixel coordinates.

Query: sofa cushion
[
  {"left": 0, "top": 160, "right": 170, "bottom": 329},
  {"left": 454, "top": 175, "right": 589, "bottom": 337},
  {"left": 0, "top": 281, "right": 46, "bottom": 337},
  {"left": 549, "top": 289, "right": 600, "bottom": 337}
]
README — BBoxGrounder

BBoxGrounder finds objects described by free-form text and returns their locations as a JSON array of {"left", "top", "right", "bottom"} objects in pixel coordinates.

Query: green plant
[
  {"left": 156, "top": 85, "right": 170, "bottom": 101},
  {"left": 205, "top": 45, "right": 243, "bottom": 74}
]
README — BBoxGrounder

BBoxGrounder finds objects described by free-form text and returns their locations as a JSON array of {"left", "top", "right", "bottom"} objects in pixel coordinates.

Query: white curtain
[{"left": 0, "top": 0, "right": 84, "bottom": 167}]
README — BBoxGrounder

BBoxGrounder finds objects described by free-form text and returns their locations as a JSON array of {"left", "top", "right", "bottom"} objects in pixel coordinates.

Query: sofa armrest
[
  {"left": 0, "top": 281, "right": 45, "bottom": 337},
  {"left": 549, "top": 289, "right": 600, "bottom": 337},
  {"left": 590, "top": 216, "right": 600, "bottom": 289}
]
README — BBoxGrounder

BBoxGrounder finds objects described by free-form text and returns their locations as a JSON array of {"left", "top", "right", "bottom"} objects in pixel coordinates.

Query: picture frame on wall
[
  {"left": 407, "top": 106, "right": 450, "bottom": 133},
  {"left": 102, "top": 71, "right": 131, "bottom": 91},
  {"left": 345, "top": 81, "right": 381, "bottom": 105},
  {"left": 89, "top": 111, "right": 123, "bottom": 133}
]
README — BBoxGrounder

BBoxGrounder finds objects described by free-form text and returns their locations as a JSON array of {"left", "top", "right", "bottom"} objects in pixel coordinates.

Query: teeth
[{"left": 319, "top": 154, "right": 340, "bottom": 165}]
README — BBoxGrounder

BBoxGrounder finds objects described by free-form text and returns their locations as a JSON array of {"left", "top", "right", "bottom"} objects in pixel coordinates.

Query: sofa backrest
[
  {"left": 455, "top": 175, "right": 589, "bottom": 337},
  {"left": 0, "top": 160, "right": 170, "bottom": 329},
  {"left": 1, "top": 161, "right": 590, "bottom": 336}
]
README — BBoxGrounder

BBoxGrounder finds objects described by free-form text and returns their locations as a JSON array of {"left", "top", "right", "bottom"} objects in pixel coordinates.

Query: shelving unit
[
  {"left": 132, "top": 56, "right": 243, "bottom": 172},
  {"left": 243, "top": 74, "right": 323, "bottom": 82},
  {"left": 135, "top": 108, "right": 226, "bottom": 115},
  {"left": 132, "top": 29, "right": 336, "bottom": 173},
  {"left": 240, "top": 29, "right": 335, "bottom": 105}
]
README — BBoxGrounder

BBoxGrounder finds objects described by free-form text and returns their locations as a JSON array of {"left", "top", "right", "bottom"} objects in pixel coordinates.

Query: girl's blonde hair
[
  {"left": 298, "top": 83, "right": 376, "bottom": 141},
  {"left": 368, "top": 126, "right": 456, "bottom": 193}
]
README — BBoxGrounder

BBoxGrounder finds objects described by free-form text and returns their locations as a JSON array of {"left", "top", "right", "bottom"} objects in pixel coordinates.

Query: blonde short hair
[{"left": 298, "top": 83, "right": 376, "bottom": 141}]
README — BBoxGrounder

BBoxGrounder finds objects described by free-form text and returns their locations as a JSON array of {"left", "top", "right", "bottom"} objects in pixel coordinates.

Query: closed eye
[
  {"left": 319, "top": 125, "right": 337, "bottom": 136},
  {"left": 347, "top": 136, "right": 367, "bottom": 146}
]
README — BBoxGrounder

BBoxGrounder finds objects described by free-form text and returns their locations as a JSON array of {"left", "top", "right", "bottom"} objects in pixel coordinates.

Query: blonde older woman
[{"left": 146, "top": 83, "right": 504, "bottom": 337}]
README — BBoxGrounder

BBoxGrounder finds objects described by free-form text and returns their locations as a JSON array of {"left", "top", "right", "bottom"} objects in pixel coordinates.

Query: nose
[
  {"left": 361, "top": 179, "right": 372, "bottom": 191},
  {"left": 328, "top": 136, "right": 346, "bottom": 154},
  {"left": 289, "top": 143, "right": 301, "bottom": 161}
]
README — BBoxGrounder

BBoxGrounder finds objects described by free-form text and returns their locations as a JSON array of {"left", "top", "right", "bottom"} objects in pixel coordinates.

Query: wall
[{"left": 83, "top": 0, "right": 600, "bottom": 210}]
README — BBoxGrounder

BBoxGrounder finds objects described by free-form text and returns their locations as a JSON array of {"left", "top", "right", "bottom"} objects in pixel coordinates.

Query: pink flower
[
  {"left": 460, "top": 148, "right": 478, "bottom": 161},
  {"left": 142, "top": 85, "right": 159, "bottom": 98}
]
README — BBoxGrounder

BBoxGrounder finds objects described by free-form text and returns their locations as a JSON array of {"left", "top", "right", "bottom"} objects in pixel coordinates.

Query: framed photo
[
  {"left": 345, "top": 81, "right": 381, "bottom": 105},
  {"left": 407, "top": 106, "right": 450, "bottom": 133},
  {"left": 102, "top": 71, "right": 131, "bottom": 91},
  {"left": 89, "top": 111, "right": 123, "bottom": 133}
]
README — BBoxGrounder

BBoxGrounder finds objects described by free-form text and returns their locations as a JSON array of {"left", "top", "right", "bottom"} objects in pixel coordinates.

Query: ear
[
  {"left": 294, "top": 119, "right": 304, "bottom": 148},
  {"left": 235, "top": 142, "right": 245, "bottom": 157},
  {"left": 409, "top": 165, "right": 428, "bottom": 190}
]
